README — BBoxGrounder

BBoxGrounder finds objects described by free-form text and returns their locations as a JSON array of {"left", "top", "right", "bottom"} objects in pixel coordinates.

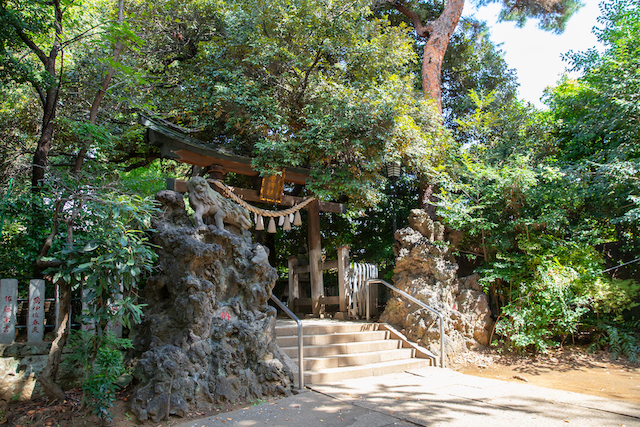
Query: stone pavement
[{"left": 176, "top": 367, "right": 640, "bottom": 427}]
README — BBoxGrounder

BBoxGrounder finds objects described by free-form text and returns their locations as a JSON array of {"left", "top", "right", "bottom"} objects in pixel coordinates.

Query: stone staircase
[{"left": 275, "top": 319, "right": 437, "bottom": 385}]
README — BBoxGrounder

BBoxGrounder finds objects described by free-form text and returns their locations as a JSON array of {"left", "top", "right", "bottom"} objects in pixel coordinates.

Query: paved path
[{"left": 176, "top": 367, "right": 640, "bottom": 427}]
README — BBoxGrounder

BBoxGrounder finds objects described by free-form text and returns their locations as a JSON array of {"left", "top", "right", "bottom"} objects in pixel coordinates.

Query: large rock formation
[
  {"left": 130, "top": 190, "right": 292, "bottom": 422},
  {"left": 380, "top": 210, "right": 493, "bottom": 364}
]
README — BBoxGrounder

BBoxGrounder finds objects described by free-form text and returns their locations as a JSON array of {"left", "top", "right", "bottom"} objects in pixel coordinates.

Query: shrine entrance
[{"left": 142, "top": 115, "right": 371, "bottom": 317}]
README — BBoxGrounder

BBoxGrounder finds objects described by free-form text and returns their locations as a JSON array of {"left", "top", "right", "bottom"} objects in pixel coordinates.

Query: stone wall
[
  {"left": 380, "top": 209, "right": 493, "bottom": 364},
  {"left": 0, "top": 343, "right": 80, "bottom": 401}
]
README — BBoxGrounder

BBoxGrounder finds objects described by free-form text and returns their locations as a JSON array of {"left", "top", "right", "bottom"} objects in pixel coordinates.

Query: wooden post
[
  {"left": 287, "top": 256, "right": 299, "bottom": 313},
  {"left": 28, "top": 279, "right": 45, "bottom": 343},
  {"left": 308, "top": 200, "right": 324, "bottom": 316},
  {"left": 0, "top": 279, "right": 18, "bottom": 344},
  {"left": 368, "top": 264, "right": 379, "bottom": 317},
  {"left": 337, "top": 246, "right": 350, "bottom": 313}
]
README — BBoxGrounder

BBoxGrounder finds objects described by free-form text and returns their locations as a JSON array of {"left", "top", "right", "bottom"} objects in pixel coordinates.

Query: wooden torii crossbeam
[{"left": 141, "top": 115, "right": 344, "bottom": 315}]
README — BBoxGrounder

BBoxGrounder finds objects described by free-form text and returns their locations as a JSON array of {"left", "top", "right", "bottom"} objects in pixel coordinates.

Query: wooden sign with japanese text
[{"left": 259, "top": 173, "right": 285, "bottom": 204}]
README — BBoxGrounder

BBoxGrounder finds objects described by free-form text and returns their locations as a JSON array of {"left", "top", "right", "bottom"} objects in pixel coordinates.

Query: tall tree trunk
[
  {"left": 419, "top": 183, "right": 438, "bottom": 221},
  {"left": 39, "top": 281, "right": 71, "bottom": 401},
  {"left": 393, "top": 0, "right": 465, "bottom": 216},
  {"left": 420, "top": 0, "right": 465, "bottom": 112},
  {"left": 23, "top": 0, "right": 63, "bottom": 191},
  {"left": 32, "top": 86, "right": 58, "bottom": 190},
  {"left": 393, "top": 0, "right": 466, "bottom": 112}
]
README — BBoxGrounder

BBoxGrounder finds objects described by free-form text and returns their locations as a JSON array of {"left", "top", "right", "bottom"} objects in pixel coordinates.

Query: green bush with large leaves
[{"left": 38, "top": 175, "right": 158, "bottom": 420}]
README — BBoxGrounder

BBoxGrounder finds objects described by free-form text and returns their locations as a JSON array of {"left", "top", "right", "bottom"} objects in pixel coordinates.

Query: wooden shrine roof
[
  {"left": 141, "top": 115, "right": 311, "bottom": 185},
  {"left": 141, "top": 115, "right": 346, "bottom": 214}
]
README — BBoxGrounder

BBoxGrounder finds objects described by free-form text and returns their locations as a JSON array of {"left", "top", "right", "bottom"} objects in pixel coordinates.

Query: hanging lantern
[
  {"left": 267, "top": 217, "right": 277, "bottom": 233},
  {"left": 293, "top": 210, "right": 302, "bottom": 226},
  {"left": 256, "top": 215, "right": 265, "bottom": 231},
  {"left": 386, "top": 161, "right": 402, "bottom": 182},
  {"left": 283, "top": 215, "right": 291, "bottom": 231}
]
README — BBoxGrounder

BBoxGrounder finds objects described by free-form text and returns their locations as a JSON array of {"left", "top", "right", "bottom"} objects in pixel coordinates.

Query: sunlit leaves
[
  {"left": 548, "top": 0, "right": 640, "bottom": 162},
  {"left": 475, "top": 0, "right": 583, "bottom": 33}
]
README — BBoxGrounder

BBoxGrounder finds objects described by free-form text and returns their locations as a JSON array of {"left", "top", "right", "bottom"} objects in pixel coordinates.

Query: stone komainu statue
[{"left": 186, "top": 176, "right": 252, "bottom": 231}]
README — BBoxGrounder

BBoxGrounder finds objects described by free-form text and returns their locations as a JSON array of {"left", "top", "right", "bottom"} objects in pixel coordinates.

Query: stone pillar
[
  {"left": 337, "top": 245, "right": 350, "bottom": 313},
  {"left": 0, "top": 279, "right": 18, "bottom": 344},
  {"left": 307, "top": 200, "right": 324, "bottom": 316},
  {"left": 287, "top": 257, "right": 299, "bottom": 312},
  {"left": 28, "top": 279, "right": 45, "bottom": 343}
]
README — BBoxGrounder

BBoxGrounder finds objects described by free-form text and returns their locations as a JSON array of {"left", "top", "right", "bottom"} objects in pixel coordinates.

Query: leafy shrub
[
  {"left": 483, "top": 236, "right": 639, "bottom": 353},
  {"left": 586, "top": 319, "right": 640, "bottom": 363},
  {"left": 494, "top": 263, "right": 588, "bottom": 352},
  {"left": 65, "top": 330, "right": 133, "bottom": 420}
]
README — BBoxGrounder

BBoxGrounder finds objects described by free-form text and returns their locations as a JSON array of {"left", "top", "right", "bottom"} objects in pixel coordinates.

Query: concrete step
[
  {"left": 276, "top": 330, "right": 389, "bottom": 347},
  {"left": 276, "top": 319, "right": 437, "bottom": 386},
  {"left": 299, "top": 358, "right": 434, "bottom": 384},
  {"left": 292, "top": 348, "right": 416, "bottom": 370},
  {"left": 275, "top": 321, "right": 381, "bottom": 336},
  {"left": 280, "top": 338, "right": 404, "bottom": 358}
]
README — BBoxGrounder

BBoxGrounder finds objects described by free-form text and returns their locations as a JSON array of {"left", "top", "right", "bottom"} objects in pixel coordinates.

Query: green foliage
[
  {"left": 442, "top": 19, "right": 519, "bottom": 136},
  {"left": 435, "top": 1, "right": 640, "bottom": 353},
  {"left": 490, "top": 250, "right": 589, "bottom": 352},
  {"left": 475, "top": 0, "right": 583, "bottom": 33},
  {"left": 147, "top": 0, "right": 449, "bottom": 206},
  {"left": 437, "top": 145, "right": 640, "bottom": 352},
  {"left": 547, "top": 0, "right": 640, "bottom": 162},
  {"left": 0, "top": 188, "right": 54, "bottom": 283},
  {"left": 45, "top": 178, "right": 158, "bottom": 332},
  {"left": 39, "top": 175, "right": 158, "bottom": 419},
  {"left": 587, "top": 319, "right": 640, "bottom": 363},
  {"left": 118, "top": 159, "right": 170, "bottom": 197},
  {"left": 65, "top": 330, "right": 133, "bottom": 420}
]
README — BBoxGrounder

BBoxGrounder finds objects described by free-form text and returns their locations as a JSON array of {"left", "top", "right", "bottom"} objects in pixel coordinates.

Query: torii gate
[{"left": 141, "top": 115, "right": 345, "bottom": 316}]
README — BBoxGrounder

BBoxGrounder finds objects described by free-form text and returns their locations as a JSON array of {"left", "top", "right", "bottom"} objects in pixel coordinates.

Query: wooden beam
[
  {"left": 337, "top": 245, "right": 349, "bottom": 313},
  {"left": 292, "top": 260, "right": 338, "bottom": 274},
  {"left": 321, "top": 260, "right": 339, "bottom": 271},
  {"left": 166, "top": 178, "right": 346, "bottom": 214},
  {"left": 308, "top": 200, "right": 324, "bottom": 316}
]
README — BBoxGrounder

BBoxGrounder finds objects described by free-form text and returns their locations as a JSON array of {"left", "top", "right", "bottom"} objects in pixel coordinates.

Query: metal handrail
[
  {"left": 365, "top": 278, "right": 445, "bottom": 368},
  {"left": 270, "top": 295, "right": 304, "bottom": 390}
]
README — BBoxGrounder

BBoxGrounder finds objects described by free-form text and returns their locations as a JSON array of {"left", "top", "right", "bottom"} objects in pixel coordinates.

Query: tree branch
[
  {"left": 392, "top": 1, "right": 431, "bottom": 37},
  {"left": 61, "top": 24, "right": 104, "bottom": 48},
  {"left": 74, "top": 0, "right": 125, "bottom": 174},
  {"left": 12, "top": 25, "right": 50, "bottom": 67},
  {"left": 294, "top": 45, "right": 324, "bottom": 103},
  {"left": 34, "top": 85, "right": 46, "bottom": 106},
  {"left": 37, "top": 197, "right": 67, "bottom": 268},
  {"left": 123, "top": 156, "right": 160, "bottom": 172}
]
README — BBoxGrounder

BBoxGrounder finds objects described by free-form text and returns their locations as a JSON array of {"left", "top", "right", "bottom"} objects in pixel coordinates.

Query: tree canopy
[{"left": 143, "top": 0, "right": 449, "bottom": 205}]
